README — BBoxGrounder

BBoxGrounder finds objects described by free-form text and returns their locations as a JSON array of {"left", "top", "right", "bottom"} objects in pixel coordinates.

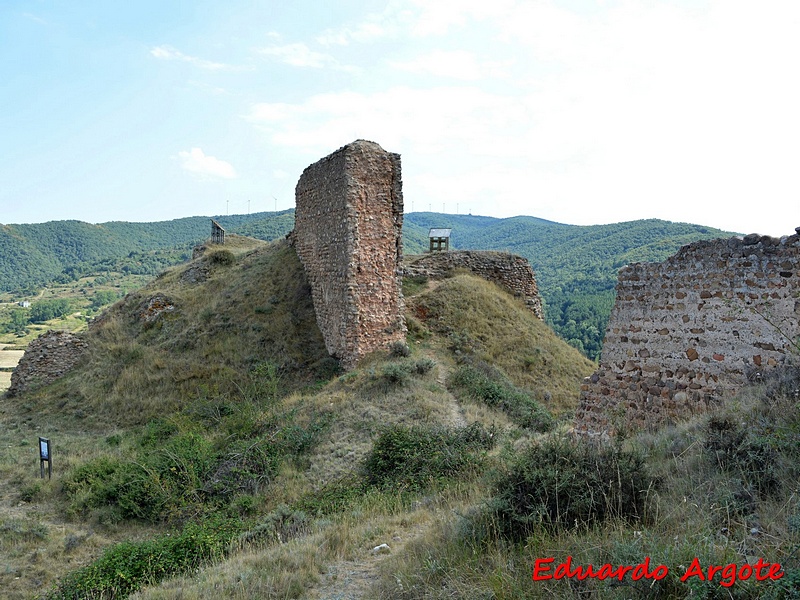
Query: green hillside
[
  {"left": 1, "top": 235, "right": 594, "bottom": 598},
  {"left": 0, "top": 211, "right": 295, "bottom": 293},
  {"left": 2, "top": 237, "right": 797, "bottom": 599}
]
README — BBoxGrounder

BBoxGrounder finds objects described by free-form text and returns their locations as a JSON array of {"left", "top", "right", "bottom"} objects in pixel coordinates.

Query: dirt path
[{"left": 306, "top": 523, "right": 427, "bottom": 600}]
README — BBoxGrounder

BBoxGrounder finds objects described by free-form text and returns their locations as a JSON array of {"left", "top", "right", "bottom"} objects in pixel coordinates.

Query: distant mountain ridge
[
  {"left": 0, "top": 210, "right": 735, "bottom": 358},
  {"left": 0, "top": 211, "right": 295, "bottom": 293}
]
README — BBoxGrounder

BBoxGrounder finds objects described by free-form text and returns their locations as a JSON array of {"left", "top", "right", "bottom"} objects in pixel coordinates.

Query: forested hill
[
  {"left": 0, "top": 211, "right": 295, "bottom": 293},
  {"left": 1, "top": 210, "right": 734, "bottom": 359}
]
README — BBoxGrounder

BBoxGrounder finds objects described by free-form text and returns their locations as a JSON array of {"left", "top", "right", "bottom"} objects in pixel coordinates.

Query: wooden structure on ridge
[
  {"left": 428, "top": 228, "right": 451, "bottom": 252},
  {"left": 211, "top": 220, "right": 225, "bottom": 244}
]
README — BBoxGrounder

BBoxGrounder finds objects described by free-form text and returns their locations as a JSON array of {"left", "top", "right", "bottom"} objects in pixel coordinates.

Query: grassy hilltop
[{"left": 1, "top": 235, "right": 798, "bottom": 599}]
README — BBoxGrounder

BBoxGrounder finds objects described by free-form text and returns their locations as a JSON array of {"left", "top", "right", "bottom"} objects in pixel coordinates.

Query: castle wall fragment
[
  {"left": 292, "top": 140, "right": 406, "bottom": 369},
  {"left": 7, "top": 330, "right": 89, "bottom": 397},
  {"left": 575, "top": 233, "right": 800, "bottom": 435},
  {"left": 402, "top": 250, "right": 544, "bottom": 319}
]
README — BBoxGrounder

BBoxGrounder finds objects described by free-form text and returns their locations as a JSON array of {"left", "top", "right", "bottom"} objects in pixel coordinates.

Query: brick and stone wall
[
  {"left": 575, "top": 232, "right": 800, "bottom": 435},
  {"left": 6, "top": 330, "right": 89, "bottom": 397},
  {"left": 402, "top": 251, "right": 544, "bottom": 319},
  {"left": 292, "top": 140, "right": 406, "bottom": 369}
]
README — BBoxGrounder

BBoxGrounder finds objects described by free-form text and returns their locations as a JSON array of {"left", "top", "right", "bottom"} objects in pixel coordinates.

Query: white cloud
[
  {"left": 177, "top": 148, "right": 237, "bottom": 179},
  {"left": 246, "top": 1, "right": 800, "bottom": 237},
  {"left": 150, "top": 45, "right": 247, "bottom": 71},
  {"left": 316, "top": 0, "right": 514, "bottom": 45},
  {"left": 391, "top": 50, "right": 510, "bottom": 81},
  {"left": 316, "top": 3, "right": 410, "bottom": 45},
  {"left": 257, "top": 42, "right": 356, "bottom": 72}
]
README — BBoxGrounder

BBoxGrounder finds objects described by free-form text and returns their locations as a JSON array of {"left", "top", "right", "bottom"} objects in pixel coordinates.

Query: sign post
[{"left": 39, "top": 437, "right": 51, "bottom": 479}]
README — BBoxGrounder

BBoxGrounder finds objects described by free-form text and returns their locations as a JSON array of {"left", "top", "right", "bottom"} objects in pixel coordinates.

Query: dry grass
[
  {"left": 0, "top": 371, "right": 10, "bottom": 393},
  {"left": 8, "top": 238, "right": 331, "bottom": 428},
  {"left": 0, "top": 238, "right": 671, "bottom": 599},
  {"left": 407, "top": 274, "right": 595, "bottom": 417},
  {"left": 0, "top": 417, "right": 162, "bottom": 600}
]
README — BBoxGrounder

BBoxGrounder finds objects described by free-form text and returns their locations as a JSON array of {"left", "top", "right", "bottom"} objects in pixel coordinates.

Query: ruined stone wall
[
  {"left": 292, "top": 140, "right": 406, "bottom": 369},
  {"left": 7, "top": 330, "right": 89, "bottom": 397},
  {"left": 402, "top": 251, "right": 544, "bottom": 319},
  {"left": 575, "top": 233, "right": 800, "bottom": 435}
]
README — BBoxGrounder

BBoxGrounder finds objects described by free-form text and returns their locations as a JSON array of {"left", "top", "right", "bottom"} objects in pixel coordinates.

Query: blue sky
[{"left": 1, "top": 1, "right": 798, "bottom": 236}]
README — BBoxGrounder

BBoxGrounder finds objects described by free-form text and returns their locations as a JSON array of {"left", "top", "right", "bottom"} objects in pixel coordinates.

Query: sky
[{"left": 1, "top": 0, "right": 799, "bottom": 236}]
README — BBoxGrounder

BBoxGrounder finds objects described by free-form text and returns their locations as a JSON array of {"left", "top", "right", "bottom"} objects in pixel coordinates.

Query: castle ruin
[
  {"left": 574, "top": 232, "right": 800, "bottom": 435},
  {"left": 402, "top": 250, "right": 544, "bottom": 319},
  {"left": 291, "top": 140, "right": 406, "bottom": 369}
]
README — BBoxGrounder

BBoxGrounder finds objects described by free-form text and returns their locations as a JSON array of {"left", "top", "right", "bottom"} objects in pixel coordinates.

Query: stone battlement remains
[
  {"left": 7, "top": 330, "right": 89, "bottom": 397},
  {"left": 402, "top": 250, "right": 544, "bottom": 319},
  {"left": 574, "top": 233, "right": 800, "bottom": 435},
  {"left": 291, "top": 140, "right": 406, "bottom": 369}
]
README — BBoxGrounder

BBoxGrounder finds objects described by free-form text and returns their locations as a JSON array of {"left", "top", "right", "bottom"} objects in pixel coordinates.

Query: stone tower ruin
[
  {"left": 575, "top": 233, "right": 800, "bottom": 436},
  {"left": 292, "top": 140, "right": 406, "bottom": 369}
]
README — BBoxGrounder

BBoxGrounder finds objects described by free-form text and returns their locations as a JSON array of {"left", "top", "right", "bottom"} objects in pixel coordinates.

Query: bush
[
  {"left": 364, "top": 423, "right": 495, "bottom": 491},
  {"left": 488, "top": 437, "right": 655, "bottom": 539},
  {"left": 389, "top": 340, "right": 411, "bottom": 357},
  {"left": 64, "top": 432, "right": 217, "bottom": 522},
  {"left": 705, "top": 414, "right": 781, "bottom": 497},
  {"left": 414, "top": 357, "right": 435, "bottom": 375},
  {"left": 238, "top": 505, "right": 310, "bottom": 547},
  {"left": 208, "top": 249, "right": 235, "bottom": 265},
  {"left": 47, "top": 517, "right": 242, "bottom": 599},
  {"left": 64, "top": 411, "right": 330, "bottom": 522},
  {"left": 380, "top": 362, "right": 414, "bottom": 385},
  {"left": 448, "top": 362, "right": 554, "bottom": 432}
]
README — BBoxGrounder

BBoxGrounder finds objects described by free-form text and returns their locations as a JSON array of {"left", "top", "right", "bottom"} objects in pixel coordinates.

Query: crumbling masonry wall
[
  {"left": 292, "top": 140, "right": 406, "bottom": 369},
  {"left": 574, "top": 233, "right": 800, "bottom": 435},
  {"left": 402, "top": 251, "right": 544, "bottom": 319},
  {"left": 7, "top": 330, "right": 89, "bottom": 397}
]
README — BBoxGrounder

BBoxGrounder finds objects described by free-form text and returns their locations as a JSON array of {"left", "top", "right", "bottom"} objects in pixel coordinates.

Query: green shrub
[
  {"left": 238, "top": 504, "right": 310, "bottom": 547},
  {"left": 208, "top": 249, "right": 235, "bottom": 265},
  {"left": 63, "top": 409, "right": 330, "bottom": 522},
  {"left": 18, "top": 482, "right": 42, "bottom": 503},
  {"left": 364, "top": 423, "right": 495, "bottom": 491},
  {"left": 380, "top": 361, "right": 414, "bottom": 385},
  {"left": 389, "top": 340, "right": 411, "bottom": 357},
  {"left": 488, "top": 437, "right": 655, "bottom": 539},
  {"left": 705, "top": 414, "right": 781, "bottom": 497},
  {"left": 448, "top": 362, "right": 554, "bottom": 432},
  {"left": 414, "top": 357, "right": 435, "bottom": 375},
  {"left": 47, "top": 517, "right": 243, "bottom": 599},
  {"left": 64, "top": 432, "right": 218, "bottom": 523}
]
